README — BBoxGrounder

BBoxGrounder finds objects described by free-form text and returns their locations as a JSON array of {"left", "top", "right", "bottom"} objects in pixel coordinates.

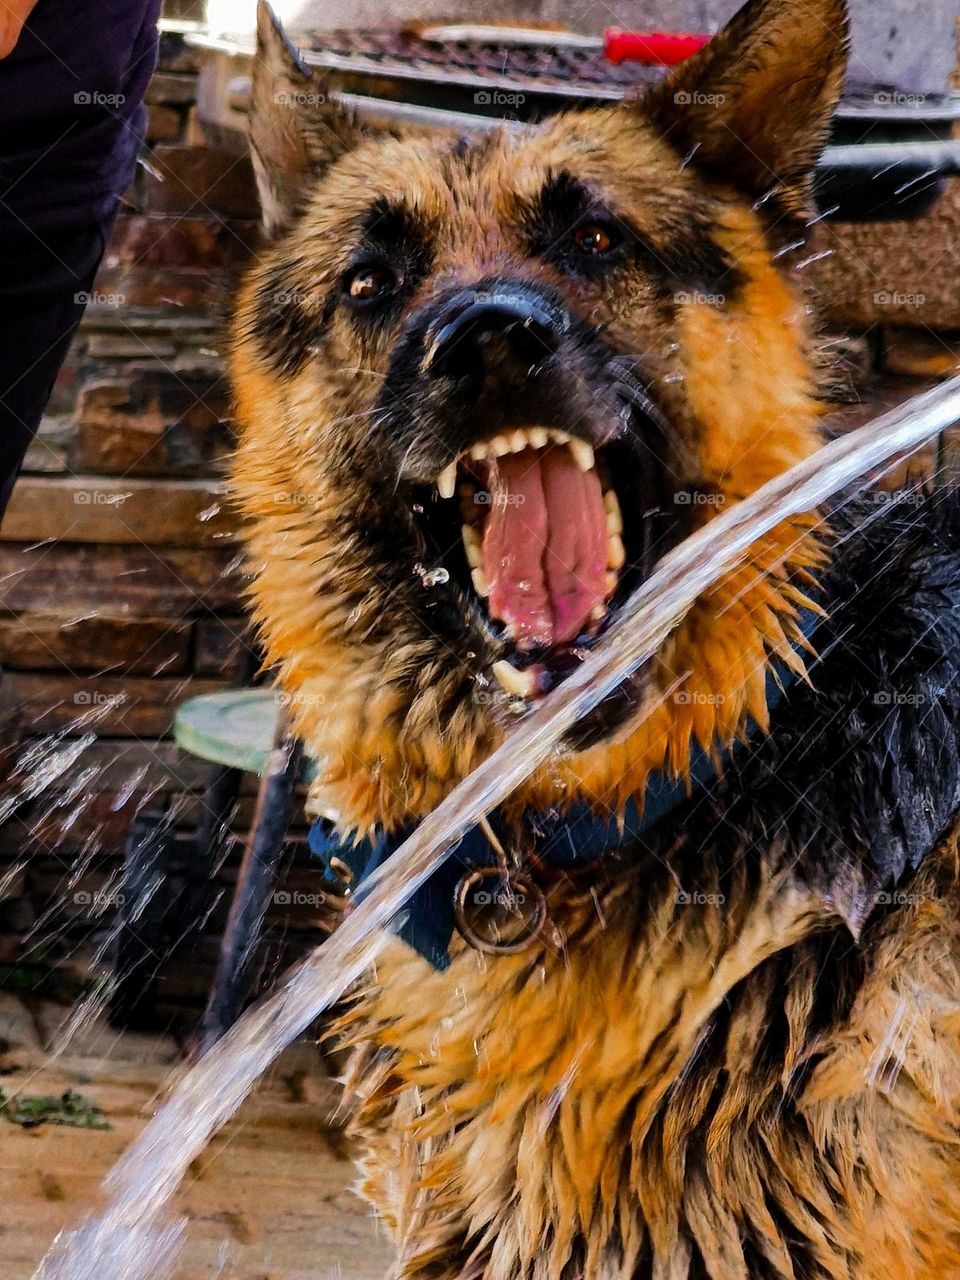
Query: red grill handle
[{"left": 603, "top": 29, "right": 710, "bottom": 65}]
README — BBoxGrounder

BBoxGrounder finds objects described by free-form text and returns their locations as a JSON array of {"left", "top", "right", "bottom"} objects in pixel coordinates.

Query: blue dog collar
[{"left": 309, "top": 607, "right": 822, "bottom": 968}]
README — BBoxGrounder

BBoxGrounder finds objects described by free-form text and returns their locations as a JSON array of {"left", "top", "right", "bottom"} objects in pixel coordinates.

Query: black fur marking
[
  {"left": 735, "top": 488, "right": 960, "bottom": 890},
  {"left": 632, "top": 489, "right": 960, "bottom": 926},
  {"left": 251, "top": 260, "right": 336, "bottom": 376},
  {"left": 526, "top": 170, "right": 743, "bottom": 300},
  {"left": 359, "top": 196, "right": 432, "bottom": 259},
  {"left": 342, "top": 197, "right": 435, "bottom": 340}
]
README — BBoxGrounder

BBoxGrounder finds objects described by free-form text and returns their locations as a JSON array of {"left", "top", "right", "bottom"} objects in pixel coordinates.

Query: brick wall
[{"left": 0, "top": 20, "right": 329, "bottom": 1030}]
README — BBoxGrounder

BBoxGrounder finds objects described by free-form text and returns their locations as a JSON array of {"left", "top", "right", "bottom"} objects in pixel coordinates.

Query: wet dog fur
[{"left": 230, "top": 1, "right": 960, "bottom": 1274}]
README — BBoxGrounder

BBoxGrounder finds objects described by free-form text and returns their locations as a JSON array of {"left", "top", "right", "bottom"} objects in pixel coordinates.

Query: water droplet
[
  {"left": 198, "top": 503, "right": 221, "bottom": 522},
  {"left": 420, "top": 567, "right": 449, "bottom": 587}
]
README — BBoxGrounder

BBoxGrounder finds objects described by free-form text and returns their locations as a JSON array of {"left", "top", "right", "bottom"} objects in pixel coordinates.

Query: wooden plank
[
  {"left": 0, "top": 614, "right": 192, "bottom": 675},
  {"left": 0, "top": 544, "right": 243, "bottom": 616},
  {"left": 3, "top": 674, "right": 228, "bottom": 737},
  {"left": 74, "top": 367, "right": 233, "bottom": 478},
  {"left": 193, "top": 616, "right": 254, "bottom": 677},
  {"left": 0, "top": 477, "right": 236, "bottom": 547}
]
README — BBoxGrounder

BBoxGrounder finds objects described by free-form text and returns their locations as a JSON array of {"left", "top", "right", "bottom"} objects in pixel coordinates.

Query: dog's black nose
[{"left": 422, "top": 285, "right": 563, "bottom": 383}]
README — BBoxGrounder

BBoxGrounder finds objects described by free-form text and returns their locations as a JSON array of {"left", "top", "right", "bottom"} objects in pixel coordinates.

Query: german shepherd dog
[{"left": 231, "top": 0, "right": 960, "bottom": 1274}]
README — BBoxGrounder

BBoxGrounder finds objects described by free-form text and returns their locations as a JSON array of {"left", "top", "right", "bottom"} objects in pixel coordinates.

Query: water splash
[
  {"left": 0, "top": 733, "right": 98, "bottom": 827},
  {"left": 30, "top": 375, "right": 960, "bottom": 1280}
]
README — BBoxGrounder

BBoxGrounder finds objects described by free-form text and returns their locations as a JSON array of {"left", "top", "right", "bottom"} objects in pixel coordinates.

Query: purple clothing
[
  {"left": 0, "top": 0, "right": 160, "bottom": 523},
  {"left": 0, "top": 0, "right": 161, "bottom": 231}
]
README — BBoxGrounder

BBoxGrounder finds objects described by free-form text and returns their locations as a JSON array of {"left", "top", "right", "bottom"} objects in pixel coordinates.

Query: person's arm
[{"left": 0, "top": 0, "right": 40, "bottom": 58}]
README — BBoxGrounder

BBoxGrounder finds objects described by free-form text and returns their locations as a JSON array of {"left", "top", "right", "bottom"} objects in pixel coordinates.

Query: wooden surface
[{"left": 0, "top": 996, "right": 391, "bottom": 1279}]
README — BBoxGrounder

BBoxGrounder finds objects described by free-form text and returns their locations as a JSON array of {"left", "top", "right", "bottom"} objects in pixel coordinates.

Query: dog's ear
[
  {"left": 249, "top": 1, "right": 363, "bottom": 235},
  {"left": 644, "top": 0, "right": 848, "bottom": 218}
]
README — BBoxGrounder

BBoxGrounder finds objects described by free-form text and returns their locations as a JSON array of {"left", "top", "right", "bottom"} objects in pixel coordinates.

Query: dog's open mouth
[{"left": 420, "top": 419, "right": 669, "bottom": 705}]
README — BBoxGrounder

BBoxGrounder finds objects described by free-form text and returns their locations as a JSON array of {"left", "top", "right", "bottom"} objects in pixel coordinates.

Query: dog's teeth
[
  {"left": 508, "top": 430, "right": 528, "bottom": 453},
  {"left": 549, "top": 429, "right": 571, "bottom": 446},
  {"left": 607, "top": 535, "right": 626, "bottom": 570},
  {"left": 462, "top": 524, "right": 482, "bottom": 568},
  {"left": 492, "top": 660, "right": 537, "bottom": 698},
  {"left": 569, "top": 439, "right": 595, "bottom": 473},
  {"left": 437, "top": 462, "right": 457, "bottom": 500},
  {"left": 471, "top": 567, "right": 489, "bottom": 597},
  {"left": 589, "top": 604, "right": 607, "bottom": 625},
  {"left": 605, "top": 571, "right": 618, "bottom": 595},
  {"left": 489, "top": 434, "right": 511, "bottom": 459},
  {"left": 528, "top": 427, "right": 548, "bottom": 450},
  {"left": 470, "top": 443, "right": 489, "bottom": 461},
  {"left": 605, "top": 491, "right": 623, "bottom": 535}
]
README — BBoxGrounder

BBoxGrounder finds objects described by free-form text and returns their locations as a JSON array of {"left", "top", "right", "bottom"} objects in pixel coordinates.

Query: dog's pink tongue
[{"left": 481, "top": 447, "right": 608, "bottom": 650}]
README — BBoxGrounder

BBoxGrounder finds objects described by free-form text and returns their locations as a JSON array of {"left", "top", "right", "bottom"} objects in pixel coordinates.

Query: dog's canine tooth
[
  {"left": 607, "top": 535, "right": 626, "bottom": 570},
  {"left": 471, "top": 566, "right": 489, "bottom": 597},
  {"left": 569, "top": 439, "right": 595, "bottom": 473},
  {"left": 462, "top": 524, "right": 482, "bottom": 568},
  {"left": 437, "top": 462, "right": 458, "bottom": 500},
  {"left": 492, "top": 659, "right": 536, "bottom": 698},
  {"left": 605, "top": 492, "right": 623, "bottom": 535}
]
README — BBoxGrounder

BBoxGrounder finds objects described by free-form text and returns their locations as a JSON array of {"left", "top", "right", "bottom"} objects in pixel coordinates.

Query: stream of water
[{"left": 30, "top": 374, "right": 960, "bottom": 1278}]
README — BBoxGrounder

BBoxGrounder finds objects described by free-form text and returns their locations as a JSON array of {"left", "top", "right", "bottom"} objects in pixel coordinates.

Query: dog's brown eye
[
  {"left": 572, "top": 223, "right": 618, "bottom": 255},
  {"left": 344, "top": 266, "right": 397, "bottom": 303}
]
